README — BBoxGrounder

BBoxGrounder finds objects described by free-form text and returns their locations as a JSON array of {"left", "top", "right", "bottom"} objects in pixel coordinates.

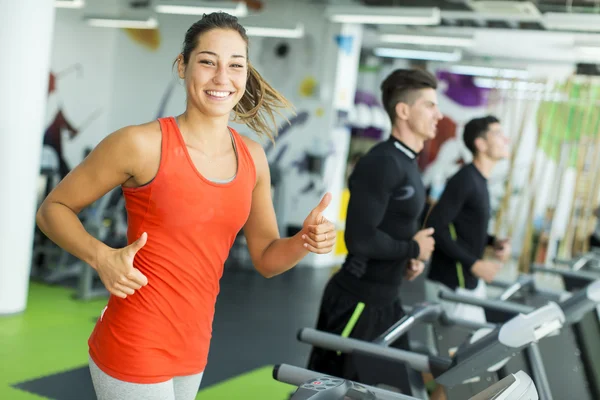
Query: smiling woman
[
  {"left": 175, "top": 12, "right": 290, "bottom": 143},
  {"left": 35, "top": 11, "right": 338, "bottom": 400}
]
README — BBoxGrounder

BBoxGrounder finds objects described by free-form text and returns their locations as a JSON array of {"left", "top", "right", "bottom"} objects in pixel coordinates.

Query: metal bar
[
  {"left": 374, "top": 315, "right": 415, "bottom": 346},
  {"left": 374, "top": 303, "right": 443, "bottom": 346},
  {"left": 499, "top": 275, "right": 535, "bottom": 301},
  {"left": 438, "top": 290, "right": 534, "bottom": 315},
  {"left": 488, "top": 279, "right": 512, "bottom": 289},
  {"left": 440, "top": 314, "right": 497, "bottom": 331},
  {"left": 297, "top": 328, "right": 432, "bottom": 373},
  {"left": 532, "top": 264, "right": 599, "bottom": 281},
  {"left": 559, "top": 281, "right": 600, "bottom": 324},
  {"left": 526, "top": 342, "right": 554, "bottom": 400}
]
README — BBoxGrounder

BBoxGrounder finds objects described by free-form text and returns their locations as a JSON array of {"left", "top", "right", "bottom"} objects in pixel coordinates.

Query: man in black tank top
[
  {"left": 306, "top": 69, "right": 442, "bottom": 393},
  {"left": 425, "top": 116, "right": 511, "bottom": 320}
]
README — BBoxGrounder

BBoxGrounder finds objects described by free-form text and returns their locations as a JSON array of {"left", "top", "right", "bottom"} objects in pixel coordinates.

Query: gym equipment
[
  {"left": 273, "top": 364, "right": 539, "bottom": 400},
  {"left": 528, "top": 265, "right": 600, "bottom": 398},
  {"left": 274, "top": 364, "right": 417, "bottom": 399},
  {"left": 374, "top": 302, "right": 495, "bottom": 346},
  {"left": 554, "top": 252, "right": 600, "bottom": 271},
  {"left": 375, "top": 302, "right": 510, "bottom": 398},
  {"left": 32, "top": 185, "right": 127, "bottom": 300},
  {"left": 440, "top": 278, "right": 599, "bottom": 325},
  {"left": 439, "top": 278, "right": 600, "bottom": 399},
  {"left": 297, "top": 301, "right": 564, "bottom": 396},
  {"left": 74, "top": 187, "right": 128, "bottom": 300}
]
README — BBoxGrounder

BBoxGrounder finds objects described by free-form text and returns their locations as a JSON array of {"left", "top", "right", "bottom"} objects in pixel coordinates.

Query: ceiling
[
  {"left": 61, "top": 0, "right": 600, "bottom": 66},
  {"left": 78, "top": 0, "right": 600, "bottom": 33},
  {"left": 322, "top": 0, "right": 600, "bottom": 32}
]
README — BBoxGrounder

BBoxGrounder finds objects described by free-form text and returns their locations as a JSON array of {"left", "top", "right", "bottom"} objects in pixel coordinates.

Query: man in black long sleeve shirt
[
  {"left": 306, "top": 69, "right": 442, "bottom": 392},
  {"left": 426, "top": 115, "right": 511, "bottom": 322}
]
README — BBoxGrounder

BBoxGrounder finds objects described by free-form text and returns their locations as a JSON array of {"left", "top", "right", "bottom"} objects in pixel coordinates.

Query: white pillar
[
  {"left": 0, "top": 1, "right": 56, "bottom": 314},
  {"left": 304, "top": 22, "right": 363, "bottom": 268}
]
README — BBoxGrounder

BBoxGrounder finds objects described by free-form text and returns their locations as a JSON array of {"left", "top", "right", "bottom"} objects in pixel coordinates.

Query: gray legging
[{"left": 89, "top": 357, "right": 204, "bottom": 400}]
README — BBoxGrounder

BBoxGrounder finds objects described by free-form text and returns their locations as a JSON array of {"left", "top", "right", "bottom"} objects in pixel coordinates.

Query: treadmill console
[{"left": 469, "top": 371, "right": 538, "bottom": 400}]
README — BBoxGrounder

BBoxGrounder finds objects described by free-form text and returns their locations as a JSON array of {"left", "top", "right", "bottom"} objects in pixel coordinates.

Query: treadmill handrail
[
  {"left": 532, "top": 264, "right": 599, "bottom": 281},
  {"left": 297, "top": 328, "right": 439, "bottom": 373},
  {"left": 490, "top": 276, "right": 566, "bottom": 302},
  {"left": 440, "top": 313, "right": 496, "bottom": 331},
  {"left": 432, "top": 302, "right": 565, "bottom": 387},
  {"left": 558, "top": 280, "right": 600, "bottom": 324},
  {"left": 498, "top": 275, "right": 535, "bottom": 301},
  {"left": 438, "top": 289, "right": 534, "bottom": 314},
  {"left": 440, "top": 280, "right": 600, "bottom": 325},
  {"left": 553, "top": 254, "right": 595, "bottom": 271},
  {"left": 374, "top": 302, "right": 443, "bottom": 345}
]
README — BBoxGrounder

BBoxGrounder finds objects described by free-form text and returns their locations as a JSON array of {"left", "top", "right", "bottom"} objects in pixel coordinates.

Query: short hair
[
  {"left": 463, "top": 115, "right": 500, "bottom": 155},
  {"left": 380, "top": 68, "right": 438, "bottom": 123}
]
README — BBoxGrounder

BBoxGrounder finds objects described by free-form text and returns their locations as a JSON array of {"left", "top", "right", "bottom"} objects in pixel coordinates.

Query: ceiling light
[
  {"left": 246, "top": 23, "right": 304, "bottom": 39},
  {"left": 326, "top": 6, "right": 440, "bottom": 25},
  {"left": 543, "top": 12, "right": 600, "bottom": 32},
  {"left": 446, "top": 65, "right": 529, "bottom": 79},
  {"left": 85, "top": 16, "right": 158, "bottom": 29},
  {"left": 379, "top": 34, "right": 474, "bottom": 47},
  {"left": 474, "top": 78, "right": 548, "bottom": 92},
  {"left": 55, "top": 0, "right": 84, "bottom": 8},
  {"left": 374, "top": 47, "right": 462, "bottom": 62},
  {"left": 578, "top": 46, "right": 600, "bottom": 57},
  {"left": 155, "top": 1, "right": 248, "bottom": 17},
  {"left": 466, "top": 1, "right": 541, "bottom": 17}
]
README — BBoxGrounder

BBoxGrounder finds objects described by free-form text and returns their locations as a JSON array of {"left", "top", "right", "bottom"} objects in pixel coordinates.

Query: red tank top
[{"left": 88, "top": 117, "right": 256, "bottom": 383}]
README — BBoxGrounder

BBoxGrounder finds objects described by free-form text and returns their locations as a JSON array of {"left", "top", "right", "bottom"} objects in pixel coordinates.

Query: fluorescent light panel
[
  {"left": 447, "top": 65, "right": 529, "bottom": 79},
  {"left": 379, "top": 34, "right": 474, "bottom": 47},
  {"left": 475, "top": 77, "right": 547, "bottom": 91},
  {"left": 374, "top": 47, "right": 461, "bottom": 62},
  {"left": 86, "top": 16, "right": 158, "bottom": 29},
  {"left": 326, "top": 6, "right": 440, "bottom": 25},
  {"left": 246, "top": 24, "right": 304, "bottom": 38},
  {"left": 55, "top": 0, "right": 84, "bottom": 8},
  {"left": 578, "top": 46, "right": 600, "bottom": 56},
  {"left": 155, "top": 2, "right": 248, "bottom": 17},
  {"left": 543, "top": 12, "right": 600, "bottom": 32}
]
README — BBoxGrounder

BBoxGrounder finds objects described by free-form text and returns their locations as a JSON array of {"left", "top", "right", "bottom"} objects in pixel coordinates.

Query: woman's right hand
[{"left": 96, "top": 232, "right": 149, "bottom": 299}]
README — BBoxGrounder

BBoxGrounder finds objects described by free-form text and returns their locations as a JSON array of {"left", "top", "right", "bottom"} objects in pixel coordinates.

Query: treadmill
[
  {"left": 373, "top": 302, "right": 501, "bottom": 398},
  {"left": 274, "top": 364, "right": 538, "bottom": 400},
  {"left": 529, "top": 265, "right": 600, "bottom": 398},
  {"left": 296, "top": 300, "right": 565, "bottom": 398},
  {"left": 439, "top": 278, "right": 600, "bottom": 399}
]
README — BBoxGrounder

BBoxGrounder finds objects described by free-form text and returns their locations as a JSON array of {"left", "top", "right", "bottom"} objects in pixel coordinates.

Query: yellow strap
[
  {"left": 449, "top": 223, "right": 465, "bottom": 289},
  {"left": 336, "top": 302, "right": 365, "bottom": 355}
]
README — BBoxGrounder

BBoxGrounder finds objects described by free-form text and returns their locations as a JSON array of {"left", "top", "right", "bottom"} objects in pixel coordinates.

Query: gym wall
[{"left": 46, "top": 2, "right": 355, "bottom": 245}]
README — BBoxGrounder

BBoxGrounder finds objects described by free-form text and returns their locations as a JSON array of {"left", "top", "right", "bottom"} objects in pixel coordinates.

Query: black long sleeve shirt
[
  {"left": 426, "top": 163, "right": 495, "bottom": 290},
  {"left": 338, "top": 136, "right": 425, "bottom": 290}
]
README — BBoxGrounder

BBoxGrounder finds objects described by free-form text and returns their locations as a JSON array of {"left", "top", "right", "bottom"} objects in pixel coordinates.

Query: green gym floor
[{"left": 1, "top": 266, "right": 340, "bottom": 400}]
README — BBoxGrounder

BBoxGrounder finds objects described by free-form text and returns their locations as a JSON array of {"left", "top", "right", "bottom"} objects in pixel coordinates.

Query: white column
[
  {"left": 303, "top": 22, "right": 363, "bottom": 268},
  {"left": 0, "top": 1, "right": 56, "bottom": 314}
]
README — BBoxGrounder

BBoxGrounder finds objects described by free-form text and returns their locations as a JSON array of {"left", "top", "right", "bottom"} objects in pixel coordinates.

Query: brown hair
[
  {"left": 177, "top": 12, "right": 293, "bottom": 142},
  {"left": 380, "top": 68, "right": 437, "bottom": 124}
]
